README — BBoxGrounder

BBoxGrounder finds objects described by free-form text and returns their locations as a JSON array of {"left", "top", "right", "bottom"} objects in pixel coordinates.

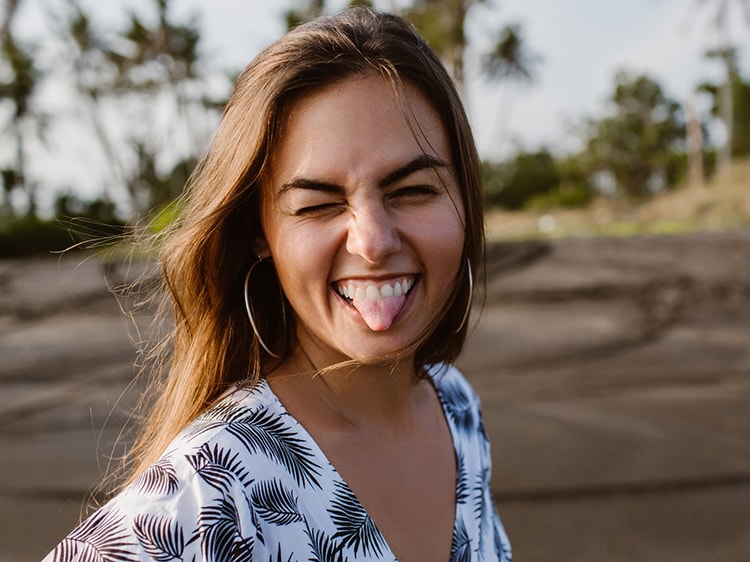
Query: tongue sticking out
[{"left": 350, "top": 294, "right": 406, "bottom": 331}]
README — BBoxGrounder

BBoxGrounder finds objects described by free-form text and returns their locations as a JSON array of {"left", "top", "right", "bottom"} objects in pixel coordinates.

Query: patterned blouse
[{"left": 44, "top": 364, "right": 512, "bottom": 561}]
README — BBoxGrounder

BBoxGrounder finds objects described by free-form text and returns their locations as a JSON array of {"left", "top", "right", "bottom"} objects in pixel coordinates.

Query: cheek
[
  {"left": 422, "top": 200, "right": 465, "bottom": 252},
  {"left": 272, "top": 226, "right": 337, "bottom": 297},
  {"left": 411, "top": 206, "right": 465, "bottom": 281}
]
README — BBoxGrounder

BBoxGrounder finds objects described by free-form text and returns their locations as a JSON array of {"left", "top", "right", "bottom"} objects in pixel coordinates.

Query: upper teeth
[{"left": 338, "top": 278, "right": 414, "bottom": 301}]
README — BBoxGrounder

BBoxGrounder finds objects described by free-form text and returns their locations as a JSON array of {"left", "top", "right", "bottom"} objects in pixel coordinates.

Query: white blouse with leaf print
[{"left": 44, "top": 364, "right": 512, "bottom": 562}]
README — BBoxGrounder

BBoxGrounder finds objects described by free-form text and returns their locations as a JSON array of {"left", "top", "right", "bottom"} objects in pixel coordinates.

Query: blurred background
[{"left": 1, "top": 1, "right": 749, "bottom": 561}]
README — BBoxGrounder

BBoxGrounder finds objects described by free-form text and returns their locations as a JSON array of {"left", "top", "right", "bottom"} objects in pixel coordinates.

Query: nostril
[{"left": 347, "top": 211, "right": 403, "bottom": 261}]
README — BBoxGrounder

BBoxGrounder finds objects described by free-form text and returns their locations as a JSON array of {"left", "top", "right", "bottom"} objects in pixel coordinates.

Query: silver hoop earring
[
  {"left": 453, "top": 259, "right": 473, "bottom": 334},
  {"left": 243, "top": 258, "right": 285, "bottom": 358}
]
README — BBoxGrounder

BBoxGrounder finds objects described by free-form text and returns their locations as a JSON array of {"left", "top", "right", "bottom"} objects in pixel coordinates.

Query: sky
[
  {"left": 171, "top": 0, "right": 750, "bottom": 157},
  {"left": 8, "top": 0, "right": 750, "bottom": 208}
]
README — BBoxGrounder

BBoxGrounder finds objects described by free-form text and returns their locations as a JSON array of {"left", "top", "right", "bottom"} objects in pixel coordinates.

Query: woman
[{"left": 44, "top": 7, "right": 511, "bottom": 562}]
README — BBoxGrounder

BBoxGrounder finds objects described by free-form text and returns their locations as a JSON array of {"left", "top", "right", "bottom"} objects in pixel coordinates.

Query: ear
[{"left": 253, "top": 236, "right": 272, "bottom": 259}]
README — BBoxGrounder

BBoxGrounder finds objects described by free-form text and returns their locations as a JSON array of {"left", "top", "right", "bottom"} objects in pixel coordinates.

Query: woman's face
[{"left": 259, "top": 74, "right": 465, "bottom": 364}]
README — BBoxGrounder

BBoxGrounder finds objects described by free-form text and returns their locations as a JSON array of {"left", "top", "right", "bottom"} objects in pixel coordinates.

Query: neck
[
  {"left": 269, "top": 338, "right": 425, "bottom": 430},
  {"left": 318, "top": 359, "right": 421, "bottom": 427}
]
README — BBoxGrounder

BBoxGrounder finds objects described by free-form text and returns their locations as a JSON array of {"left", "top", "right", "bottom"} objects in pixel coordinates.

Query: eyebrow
[
  {"left": 378, "top": 154, "right": 449, "bottom": 187},
  {"left": 275, "top": 154, "right": 449, "bottom": 200}
]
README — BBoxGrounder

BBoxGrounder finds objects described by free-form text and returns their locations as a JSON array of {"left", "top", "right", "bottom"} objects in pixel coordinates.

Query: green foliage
[
  {"left": 148, "top": 199, "right": 183, "bottom": 233},
  {"left": 581, "top": 72, "right": 685, "bottom": 198},
  {"left": 0, "top": 30, "right": 42, "bottom": 213},
  {"left": 59, "top": 0, "right": 217, "bottom": 218},
  {"left": 95, "top": 1, "right": 201, "bottom": 93},
  {"left": 525, "top": 183, "right": 592, "bottom": 211},
  {"left": 732, "top": 77, "right": 750, "bottom": 155},
  {"left": 284, "top": 0, "right": 373, "bottom": 30},
  {"left": 54, "top": 193, "right": 121, "bottom": 225},
  {"left": 0, "top": 215, "right": 72, "bottom": 257},
  {"left": 52, "top": 193, "right": 126, "bottom": 249},
  {"left": 403, "top": 0, "right": 535, "bottom": 93},
  {"left": 126, "top": 146, "right": 196, "bottom": 211},
  {"left": 526, "top": 155, "right": 593, "bottom": 210},
  {"left": 0, "top": 34, "right": 37, "bottom": 118},
  {"left": 0, "top": 197, "right": 125, "bottom": 258},
  {"left": 285, "top": 0, "right": 325, "bottom": 30},
  {"left": 0, "top": 193, "right": 125, "bottom": 258},
  {"left": 699, "top": 62, "right": 750, "bottom": 157},
  {"left": 404, "top": 0, "right": 469, "bottom": 58},
  {"left": 482, "top": 24, "right": 537, "bottom": 83},
  {"left": 483, "top": 149, "right": 560, "bottom": 210}
]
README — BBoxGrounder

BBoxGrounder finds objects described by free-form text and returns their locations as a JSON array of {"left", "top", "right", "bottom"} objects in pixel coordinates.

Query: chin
[{"left": 336, "top": 334, "right": 420, "bottom": 364}]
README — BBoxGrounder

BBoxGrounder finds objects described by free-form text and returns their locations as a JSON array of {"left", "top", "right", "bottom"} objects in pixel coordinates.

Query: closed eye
[
  {"left": 295, "top": 202, "right": 346, "bottom": 216},
  {"left": 389, "top": 185, "right": 439, "bottom": 201}
]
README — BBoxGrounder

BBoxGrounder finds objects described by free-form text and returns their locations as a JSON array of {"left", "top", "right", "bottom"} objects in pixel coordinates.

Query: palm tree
[
  {"left": 285, "top": 0, "right": 326, "bottom": 30},
  {"left": 58, "top": 0, "right": 208, "bottom": 216},
  {"left": 402, "top": 0, "right": 476, "bottom": 95},
  {"left": 1, "top": 0, "right": 20, "bottom": 41},
  {"left": 693, "top": 0, "right": 750, "bottom": 173},
  {"left": 482, "top": 23, "right": 536, "bottom": 84},
  {"left": 403, "top": 0, "right": 536, "bottom": 96},
  {"left": 0, "top": 0, "right": 41, "bottom": 215},
  {"left": 279, "top": 0, "right": 535, "bottom": 96},
  {"left": 284, "top": 0, "right": 373, "bottom": 31}
]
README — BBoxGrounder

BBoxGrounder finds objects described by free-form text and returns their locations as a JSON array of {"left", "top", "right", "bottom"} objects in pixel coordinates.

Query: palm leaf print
[
  {"left": 251, "top": 479, "right": 304, "bottom": 526},
  {"left": 186, "top": 400, "right": 250, "bottom": 440},
  {"left": 305, "top": 525, "right": 347, "bottom": 562},
  {"left": 226, "top": 409, "right": 322, "bottom": 488},
  {"left": 186, "top": 442, "right": 253, "bottom": 495},
  {"left": 198, "top": 495, "right": 254, "bottom": 562},
  {"left": 130, "top": 457, "right": 179, "bottom": 496},
  {"left": 197, "top": 398, "right": 250, "bottom": 424},
  {"left": 474, "top": 467, "right": 490, "bottom": 518},
  {"left": 439, "top": 378, "right": 475, "bottom": 434},
  {"left": 455, "top": 450, "right": 469, "bottom": 505},
  {"left": 189, "top": 399, "right": 322, "bottom": 489},
  {"left": 133, "top": 514, "right": 186, "bottom": 562},
  {"left": 250, "top": 500, "right": 265, "bottom": 546},
  {"left": 329, "top": 481, "right": 385, "bottom": 558},
  {"left": 494, "top": 520, "right": 512, "bottom": 561},
  {"left": 450, "top": 515, "right": 471, "bottom": 562},
  {"left": 268, "top": 543, "right": 294, "bottom": 562},
  {"left": 474, "top": 467, "right": 490, "bottom": 555},
  {"left": 50, "top": 508, "right": 138, "bottom": 562}
]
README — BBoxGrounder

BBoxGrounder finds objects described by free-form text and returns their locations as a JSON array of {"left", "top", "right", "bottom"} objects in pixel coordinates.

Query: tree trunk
[
  {"left": 686, "top": 92, "right": 705, "bottom": 188},
  {"left": 717, "top": 54, "right": 733, "bottom": 175}
]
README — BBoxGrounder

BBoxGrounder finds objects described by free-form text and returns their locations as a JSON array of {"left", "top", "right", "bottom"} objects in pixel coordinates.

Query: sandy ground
[{"left": 1, "top": 229, "right": 749, "bottom": 561}]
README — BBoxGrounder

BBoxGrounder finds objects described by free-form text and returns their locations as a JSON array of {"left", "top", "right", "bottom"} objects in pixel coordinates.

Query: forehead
[{"left": 266, "top": 74, "right": 452, "bottom": 186}]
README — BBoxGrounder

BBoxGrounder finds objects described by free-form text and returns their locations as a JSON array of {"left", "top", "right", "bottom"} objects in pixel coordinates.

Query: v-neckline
[{"left": 256, "top": 371, "right": 461, "bottom": 561}]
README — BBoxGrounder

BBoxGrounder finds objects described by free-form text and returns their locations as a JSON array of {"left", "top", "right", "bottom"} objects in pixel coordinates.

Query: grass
[{"left": 485, "top": 159, "right": 750, "bottom": 242}]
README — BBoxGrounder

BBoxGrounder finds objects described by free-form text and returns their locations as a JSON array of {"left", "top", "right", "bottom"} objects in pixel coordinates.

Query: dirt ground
[{"left": 1, "top": 228, "right": 749, "bottom": 562}]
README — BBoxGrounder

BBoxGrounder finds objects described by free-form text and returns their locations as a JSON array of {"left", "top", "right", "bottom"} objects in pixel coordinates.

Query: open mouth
[
  {"left": 335, "top": 276, "right": 415, "bottom": 302},
  {"left": 334, "top": 276, "right": 418, "bottom": 331}
]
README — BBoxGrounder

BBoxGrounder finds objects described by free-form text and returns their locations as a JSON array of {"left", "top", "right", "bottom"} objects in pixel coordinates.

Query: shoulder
[
  {"left": 428, "top": 363, "right": 483, "bottom": 425},
  {"left": 428, "top": 363, "right": 476, "bottom": 394},
  {"left": 130, "top": 378, "right": 324, "bottom": 500},
  {"left": 43, "top": 379, "right": 316, "bottom": 562}
]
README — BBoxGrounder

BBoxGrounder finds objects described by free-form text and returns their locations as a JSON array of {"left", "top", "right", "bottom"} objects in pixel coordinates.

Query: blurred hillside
[{"left": 487, "top": 156, "right": 750, "bottom": 241}]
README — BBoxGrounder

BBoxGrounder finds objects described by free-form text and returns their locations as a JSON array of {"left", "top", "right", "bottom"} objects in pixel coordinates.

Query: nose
[{"left": 346, "top": 201, "right": 401, "bottom": 264}]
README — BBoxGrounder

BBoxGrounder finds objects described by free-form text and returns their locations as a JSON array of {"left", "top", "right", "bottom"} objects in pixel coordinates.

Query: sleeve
[{"left": 42, "top": 440, "right": 260, "bottom": 562}]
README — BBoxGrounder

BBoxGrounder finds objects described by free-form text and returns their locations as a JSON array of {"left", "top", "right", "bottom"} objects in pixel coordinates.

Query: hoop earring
[
  {"left": 243, "top": 258, "right": 285, "bottom": 358},
  {"left": 453, "top": 259, "right": 473, "bottom": 334}
]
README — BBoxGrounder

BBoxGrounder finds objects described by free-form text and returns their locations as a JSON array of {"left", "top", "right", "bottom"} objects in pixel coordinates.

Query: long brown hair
[{"left": 124, "top": 7, "right": 484, "bottom": 486}]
